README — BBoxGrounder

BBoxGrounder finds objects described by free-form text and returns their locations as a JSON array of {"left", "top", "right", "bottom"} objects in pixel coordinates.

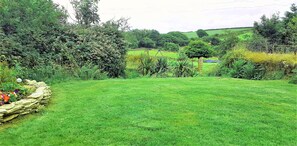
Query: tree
[
  {"left": 184, "top": 40, "right": 214, "bottom": 73},
  {"left": 139, "top": 37, "right": 155, "bottom": 48},
  {"left": 159, "top": 32, "right": 189, "bottom": 47},
  {"left": 202, "top": 36, "right": 221, "bottom": 46},
  {"left": 254, "top": 13, "right": 284, "bottom": 52},
  {"left": 196, "top": 29, "right": 208, "bottom": 38},
  {"left": 163, "top": 42, "right": 180, "bottom": 52},
  {"left": 218, "top": 31, "right": 240, "bottom": 56},
  {"left": 287, "top": 16, "right": 297, "bottom": 54},
  {"left": 70, "top": 0, "right": 100, "bottom": 26}
]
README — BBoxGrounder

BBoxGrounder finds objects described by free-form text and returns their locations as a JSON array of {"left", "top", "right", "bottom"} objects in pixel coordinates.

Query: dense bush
[
  {"left": 136, "top": 54, "right": 169, "bottom": 77},
  {"left": 163, "top": 42, "right": 180, "bottom": 52},
  {"left": 138, "top": 54, "right": 156, "bottom": 76},
  {"left": 0, "top": 0, "right": 127, "bottom": 84},
  {"left": 154, "top": 57, "right": 169, "bottom": 76},
  {"left": 214, "top": 49, "right": 296, "bottom": 80},
  {"left": 172, "top": 53, "right": 195, "bottom": 77}
]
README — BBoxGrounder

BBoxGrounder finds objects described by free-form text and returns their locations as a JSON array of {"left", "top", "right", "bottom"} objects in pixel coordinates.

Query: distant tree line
[{"left": 124, "top": 29, "right": 189, "bottom": 51}]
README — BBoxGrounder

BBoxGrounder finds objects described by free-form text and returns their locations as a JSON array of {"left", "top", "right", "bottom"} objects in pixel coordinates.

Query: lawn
[{"left": 0, "top": 77, "right": 296, "bottom": 145}]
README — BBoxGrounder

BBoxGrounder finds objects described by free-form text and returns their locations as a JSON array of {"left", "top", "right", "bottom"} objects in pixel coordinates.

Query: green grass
[
  {"left": 183, "top": 27, "right": 253, "bottom": 38},
  {"left": 0, "top": 77, "right": 296, "bottom": 145}
]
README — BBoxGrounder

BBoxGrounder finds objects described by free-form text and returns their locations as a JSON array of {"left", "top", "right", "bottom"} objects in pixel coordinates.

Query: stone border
[{"left": 0, "top": 80, "right": 51, "bottom": 124}]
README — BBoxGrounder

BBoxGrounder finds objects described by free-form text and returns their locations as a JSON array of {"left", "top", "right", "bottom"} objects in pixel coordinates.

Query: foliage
[
  {"left": 0, "top": 62, "right": 16, "bottom": 83},
  {"left": 253, "top": 3, "right": 297, "bottom": 53},
  {"left": 173, "top": 60, "right": 195, "bottom": 77},
  {"left": 0, "top": 0, "right": 127, "bottom": 83},
  {"left": 139, "top": 37, "right": 156, "bottom": 48},
  {"left": 254, "top": 13, "right": 284, "bottom": 45},
  {"left": 217, "top": 31, "right": 240, "bottom": 57},
  {"left": 247, "top": 34, "right": 268, "bottom": 52},
  {"left": 137, "top": 54, "right": 156, "bottom": 76},
  {"left": 202, "top": 36, "right": 221, "bottom": 46},
  {"left": 74, "top": 63, "right": 108, "bottom": 80},
  {"left": 124, "top": 29, "right": 161, "bottom": 49},
  {"left": 154, "top": 57, "right": 169, "bottom": 76},
  {"left": 172, "top": 53, "right": 195, "bottom": 77},
  {"left": 196, "top": 29, "right": 208, "bottom": 38},
  {"left": 289, "top": 68, "right": 297, "bottom": 84},
  {"left": 70, "top": 0, "right": 100, "bottom": 26},
  {"left": 124, "top": 32, "right": 139, "bottom": 49},
  {"left": 160, "top": 32, "right": 189, "bottom": 47},
  {"left": 163, "top": 42, "right": 180, "bottom": 52},
  {"left": 184, "top": 40, "right": 214, "bottom": 59},
  {"left": 215, "top": 48, "right": 296, "bottom": 80},
  {"left": 0, "top": 63, "right": 29, "bottom": 102}
]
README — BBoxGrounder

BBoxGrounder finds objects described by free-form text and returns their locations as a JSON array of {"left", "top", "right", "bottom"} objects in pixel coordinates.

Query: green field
[
  {"left": 0, "top": 78, "right": 296, "bottom": 145},
  {"left": 183, "top": 27, "right": 253, "bottom": 38},
  {"left": 128, "top": 48, "right": 179, "bottom": 59}
]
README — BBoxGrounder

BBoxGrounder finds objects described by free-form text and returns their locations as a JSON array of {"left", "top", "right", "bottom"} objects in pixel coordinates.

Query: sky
[{"left": 53, "top": 0, "right": 296, "bottom": 33}]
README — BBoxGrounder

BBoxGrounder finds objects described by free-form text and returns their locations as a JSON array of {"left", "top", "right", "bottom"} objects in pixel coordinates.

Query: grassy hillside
[
  {"left": 0, "top": 78, "right": 296, "bottom": 145},
  {"left": 183, "top": 27, "right": 253, "bottom": 38}
]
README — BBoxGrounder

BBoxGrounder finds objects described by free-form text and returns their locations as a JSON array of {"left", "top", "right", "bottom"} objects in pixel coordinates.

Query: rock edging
[{"left": 0, "top": 80, "right": 51, "bottom": 124}]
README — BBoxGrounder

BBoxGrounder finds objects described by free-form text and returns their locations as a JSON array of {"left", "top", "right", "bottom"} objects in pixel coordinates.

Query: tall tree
[
  {"left": 70, "top": 0, "right": 100, "bottom": 26},
  {"left": 184, "top": 40, "right": 214, "bottom": 73}
]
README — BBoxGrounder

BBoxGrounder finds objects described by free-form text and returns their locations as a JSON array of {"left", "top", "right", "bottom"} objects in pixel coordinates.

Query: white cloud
[{"left": 53, "top": 0, "right": 296, "bottom": 33}]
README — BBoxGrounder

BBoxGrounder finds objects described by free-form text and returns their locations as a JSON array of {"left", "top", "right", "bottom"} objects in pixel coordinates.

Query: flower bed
[{"left": 0, "top": 80, "right": 51, "bottom": 124}]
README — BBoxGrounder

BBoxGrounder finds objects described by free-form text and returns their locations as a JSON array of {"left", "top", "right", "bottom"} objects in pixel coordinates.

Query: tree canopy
[{"left": 196, "top": 29, "right": 209, "bottom": 38}]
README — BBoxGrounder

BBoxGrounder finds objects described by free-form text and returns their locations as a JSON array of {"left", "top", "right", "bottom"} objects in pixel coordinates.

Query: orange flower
[{"left": 3, "top": 94, "right": 10, "bottom": 103}]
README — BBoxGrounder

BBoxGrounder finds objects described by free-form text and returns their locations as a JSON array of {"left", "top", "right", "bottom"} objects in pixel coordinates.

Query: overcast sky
[{"left": 53, "top": 0, "right": 296, "bottom": 33}]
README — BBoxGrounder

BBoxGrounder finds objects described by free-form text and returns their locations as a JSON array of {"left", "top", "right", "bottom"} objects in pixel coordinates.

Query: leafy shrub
[
  {"left": 172, "top": 53, "right": 195, "bottom": 77},
  {"left": 155, "top": 57, "right": 169, "bottom": 76},
  {"left": 0, "top": 62, "right": 16, "bottom": 83},
  {"left": 75, "top": 63, "right": 108, "bottom": 80},
  {"left": 163, "top": 42, "right": 180, "bottom": 52},
  {"left": 138, "top": 54, "right": 156, "bottom": 76},
  {"left": 173, "top": 60, "right": 195, "bottom": 77}
]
